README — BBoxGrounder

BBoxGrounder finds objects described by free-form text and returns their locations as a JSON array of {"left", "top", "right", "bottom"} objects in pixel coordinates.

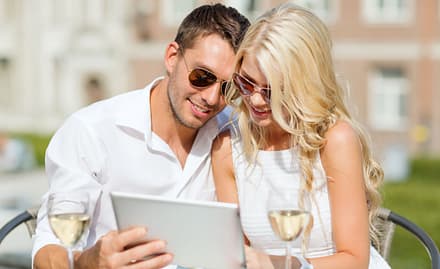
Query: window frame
[
  {"left": 368, "top": 67, "right": 409, "bottom": 131},
  {"left": 0, "top": 0, "right": 16, "bottom": 25},
  {"left": 361, "top": 0, "right": 415, "bottom": 25},
  {"left": 0, "top": 57, "right": 12, "bottom": 110},
  {"left": 292, "top": 0, "right": 339, "bottom": 24},
  {"left": 224, "top": 0, "right": 264, "bottom": 21},
  {"left": 161, "top": 0, "right": 196, "bottom": 27}
]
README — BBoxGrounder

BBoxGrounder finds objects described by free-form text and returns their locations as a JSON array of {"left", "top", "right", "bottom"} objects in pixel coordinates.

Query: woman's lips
[{"left": 250, "top": 106, "right": 271, "bottom": 119}]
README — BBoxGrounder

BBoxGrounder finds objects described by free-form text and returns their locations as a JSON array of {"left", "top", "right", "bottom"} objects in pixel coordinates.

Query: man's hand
[{"left": 34, "top": 227, "right": 173, "bottom": 269}]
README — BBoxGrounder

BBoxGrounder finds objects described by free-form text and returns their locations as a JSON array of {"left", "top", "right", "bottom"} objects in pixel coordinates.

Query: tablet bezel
[{"left": 110, "top": 191, "right": 246, "bottom": 269}]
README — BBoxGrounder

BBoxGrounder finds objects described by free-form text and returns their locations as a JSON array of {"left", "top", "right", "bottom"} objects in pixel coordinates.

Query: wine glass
[
  {"left": 47, "top": 192, "right": 90, "bottom": 269},
  {"left": 267, "top": 188, "right": 312, "bottom": 269}
]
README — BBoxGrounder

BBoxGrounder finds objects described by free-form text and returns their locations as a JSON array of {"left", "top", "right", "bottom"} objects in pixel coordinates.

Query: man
[{"left": 33, "top": 4, "right": 250, "bottom": 269}]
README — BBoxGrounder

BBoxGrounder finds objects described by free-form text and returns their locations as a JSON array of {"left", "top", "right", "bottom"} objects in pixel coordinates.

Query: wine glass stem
[
  {"left": 67, "top": 247, "right": 74, "bottom": 269},
  {"left": 285, "top": 242, "right": 292, "bottom": 269}
]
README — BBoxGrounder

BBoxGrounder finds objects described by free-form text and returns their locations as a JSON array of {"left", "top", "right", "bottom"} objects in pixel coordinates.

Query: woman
[{"left": 212, "top": 3, "right": 390, "bottom": 269}]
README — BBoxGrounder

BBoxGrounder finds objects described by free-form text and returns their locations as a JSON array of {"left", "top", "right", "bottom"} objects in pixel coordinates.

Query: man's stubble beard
[{"left": 167, "top": 78, "right": 203, "bottom": 130}]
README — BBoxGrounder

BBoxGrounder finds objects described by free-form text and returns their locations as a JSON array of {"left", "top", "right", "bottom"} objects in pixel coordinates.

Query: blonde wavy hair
[{"left": 225, "top": 3, "right": 384, "bottom": 248}]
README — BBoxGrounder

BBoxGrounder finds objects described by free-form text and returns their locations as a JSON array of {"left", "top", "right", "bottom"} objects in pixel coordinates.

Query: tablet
[{"left": 110, "top": 191, "right": 246, "bottom": 269}]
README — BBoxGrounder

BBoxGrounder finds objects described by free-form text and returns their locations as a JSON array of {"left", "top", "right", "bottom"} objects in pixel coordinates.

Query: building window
[
  {"left": 84, "top": 76, "right": 107, "bottom": 105},
  {"left": 224, "top": 0, "right": 263, "bottom": 20},
  {"left": 70, "top": 0, "right": 106, "bottom": 29},
  {"left": 369, "top": 67, "right": 408, "bottom": 131},
  {"left": 362, "top": 0, "right": 414, "bottom": 24},
  {"left": 0, "top": 0, "right": 16, "bottom": 24},
  {"left": 133, "top": 0, "right": 155, "bottom": 41},
  {"left": 51, "top": 0, "right": 67, "bottom": 25},
  {"left": 0, "top": 58, "right": 11, "bottom": 109},
  {"left": 161, "top": 0, "right": 196, "bottom": 27},
  {"left": 292, "top": 0, "right": 337, "bottom": 23}
]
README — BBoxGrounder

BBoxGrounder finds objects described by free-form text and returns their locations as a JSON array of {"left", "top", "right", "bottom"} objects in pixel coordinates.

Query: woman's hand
[
  {"left": 245, "top": 245, "right": 303, "bottom": 269},
  {"left": 245, "top": 246, "right": 274, "bottom": 269}
]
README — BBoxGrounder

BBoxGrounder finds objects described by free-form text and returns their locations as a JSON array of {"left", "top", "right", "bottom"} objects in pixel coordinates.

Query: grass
[{"left": 382, "top": 169, "right": 440, "bottom": 268}]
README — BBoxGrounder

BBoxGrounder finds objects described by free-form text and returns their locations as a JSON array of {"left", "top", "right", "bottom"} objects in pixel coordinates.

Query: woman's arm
[
  {"left": 211, "top": 131, "right": 251, "bottom": 248},
  {"left": 211, "top": 131, "right": 238, "bottom": 204},
  {"left": 309, "top": 120, "right": 370, "bottom": 269}
]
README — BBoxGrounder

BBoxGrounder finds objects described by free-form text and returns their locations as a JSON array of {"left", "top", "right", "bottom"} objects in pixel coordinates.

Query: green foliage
[
  {"left": 382, "top": 162, "right": 440, "bottom": 269},
  {"left": 409, "top": 157, "right": 440, "bottom": 182},
  {"left": 13, "top": 133, "right": 52, "bottom": 167}
]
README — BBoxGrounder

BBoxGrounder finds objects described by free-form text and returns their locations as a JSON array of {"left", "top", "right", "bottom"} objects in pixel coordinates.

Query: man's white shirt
[{"left": 32, "top": 77, "right": 230, "bottom": 268}]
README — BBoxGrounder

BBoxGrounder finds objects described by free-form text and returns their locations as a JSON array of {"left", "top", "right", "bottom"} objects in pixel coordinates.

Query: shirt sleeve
[{"left": 32, "top": 114, "right": 106, "bottom": 263}]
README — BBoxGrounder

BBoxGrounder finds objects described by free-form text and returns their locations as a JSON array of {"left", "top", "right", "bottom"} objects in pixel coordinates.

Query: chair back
[
  {"left": 0, "top": 206, "right": 39, "bottom": 244},
  {"left": 375, "top": 207, "right": 440, "bottom": 269}
]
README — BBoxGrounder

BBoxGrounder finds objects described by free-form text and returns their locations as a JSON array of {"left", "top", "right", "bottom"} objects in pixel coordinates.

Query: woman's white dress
[{"left": 230, "top": 135, "right": 391, "bottom": 268}]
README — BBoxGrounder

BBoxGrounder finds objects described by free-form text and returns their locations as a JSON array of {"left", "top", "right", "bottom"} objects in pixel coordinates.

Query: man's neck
[{"left": 150, "top": 79, "right": 198, "bottom": 167}]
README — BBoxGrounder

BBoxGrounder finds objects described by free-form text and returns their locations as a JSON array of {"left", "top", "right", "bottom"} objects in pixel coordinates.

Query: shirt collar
[
  {"left": 114, "top": 77, "right": 163, "bottom": 139},
  {"left": 114, "top": 76, "right": 223, "bottom": 145}
]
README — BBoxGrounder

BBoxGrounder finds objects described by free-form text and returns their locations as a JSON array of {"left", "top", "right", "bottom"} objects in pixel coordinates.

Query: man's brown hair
[{"left": 174, "top": 3, "right": 250, "bottom": 53}]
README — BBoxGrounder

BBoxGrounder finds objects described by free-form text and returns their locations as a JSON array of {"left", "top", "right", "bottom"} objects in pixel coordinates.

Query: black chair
[
  {"left": 0, "top": 207, "right": 39, "bottom": 268},
  {"left": 0, "top": 207, "right": 38, "bottom": 245},
  {"left": 1, "top": 206, "right": 439, "bottom": 269},
  {"left": 376, "top": 207, "right": 440, "bottom": 269}
]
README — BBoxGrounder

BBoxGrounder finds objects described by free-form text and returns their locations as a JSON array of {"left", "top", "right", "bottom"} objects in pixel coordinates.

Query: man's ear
[{"left": 164, "top": 42, "right": 180, "bottom": 75}]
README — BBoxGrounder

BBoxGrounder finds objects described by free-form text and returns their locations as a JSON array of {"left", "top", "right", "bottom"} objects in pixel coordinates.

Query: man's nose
[{"left": 200, "top": 82, "right": 225, "bottom": 107}]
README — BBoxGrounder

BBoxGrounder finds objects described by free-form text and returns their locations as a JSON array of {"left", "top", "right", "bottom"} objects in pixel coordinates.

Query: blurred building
[{"left": 0, "top": 0, "right": 439, "bottom": 160}]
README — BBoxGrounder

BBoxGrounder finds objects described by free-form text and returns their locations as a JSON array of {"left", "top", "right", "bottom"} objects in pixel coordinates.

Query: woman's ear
[{"left": 164, "top": 42, "right": 180, "bottom": 75}]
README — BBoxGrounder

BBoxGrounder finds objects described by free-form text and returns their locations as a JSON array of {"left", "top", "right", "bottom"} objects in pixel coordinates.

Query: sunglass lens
[
  {"left": 233, "top": 74, "right": 252, "bottom": 95},
  {"left": 188, "top": 69, "right": 216, "bottom": 87},
  {"left": 262, "top": 89, "right": 271, "bottom": 101},
  {"left": 233, "top": 73, "right": 271, "bottom": 101},
  {"left": 220, "top": 81, "right": 228, "bottom": 96}
]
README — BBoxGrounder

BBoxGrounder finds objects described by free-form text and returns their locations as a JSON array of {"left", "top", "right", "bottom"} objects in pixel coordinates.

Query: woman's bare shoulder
[
  {"left": 324, "top": 120, "right": 359, "bottom": 148},
  {"left": 212, "top": 130, "right": 233, "bottom": 154}
]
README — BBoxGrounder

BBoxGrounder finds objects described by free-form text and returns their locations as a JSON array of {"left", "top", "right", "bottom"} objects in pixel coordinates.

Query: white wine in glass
[
  {"left": 268, "top": 209, "right": 311, "bottom": 241},
  {"left": 48, "top": 192, "right": 90, "bottom": 269},
  {"left": 267, "top": 188, "right": 312, "bottom": 269}
]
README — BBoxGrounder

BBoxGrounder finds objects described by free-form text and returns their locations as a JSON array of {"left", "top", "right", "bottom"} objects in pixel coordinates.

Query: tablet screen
[{"left": 111, "top": 191, "right": 246, "bottom": 269}]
